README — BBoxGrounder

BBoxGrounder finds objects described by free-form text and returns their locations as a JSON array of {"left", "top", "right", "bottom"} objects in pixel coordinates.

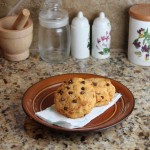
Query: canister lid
[
  {"left": 129, "top": 4, "right": 150, "bottom": 21},
  {"left": 93, "top": 12, "right": 111, "bottom": 28},
  {"left": 71, "top": 11, "right": 89, "bottom": 28}
]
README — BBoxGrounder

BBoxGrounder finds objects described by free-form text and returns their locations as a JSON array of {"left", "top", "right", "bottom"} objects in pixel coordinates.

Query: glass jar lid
[{"left": 39, "top": 0, "right": 69, "bottom": 28}]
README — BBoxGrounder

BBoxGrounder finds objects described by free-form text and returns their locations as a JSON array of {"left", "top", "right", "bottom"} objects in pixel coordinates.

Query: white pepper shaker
[
  {"left": 92, "top": 12, "right": 111, "bottom": 59},
  {"left": 71, "top": 11, "right": 90, "bottom": 59}
]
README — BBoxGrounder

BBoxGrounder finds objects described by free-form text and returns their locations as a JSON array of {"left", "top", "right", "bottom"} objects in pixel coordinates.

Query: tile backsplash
[{"left": 0, "top": 0, "right": 149, "bottom": 49}]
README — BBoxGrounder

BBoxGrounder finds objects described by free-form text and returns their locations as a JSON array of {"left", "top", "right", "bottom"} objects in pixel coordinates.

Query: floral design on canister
[
  {"left": 133, "top": 28, "right": 150, "bottom": 61},
  {"left": 96, "top": 31, "right": 110, "bottom": 55}
]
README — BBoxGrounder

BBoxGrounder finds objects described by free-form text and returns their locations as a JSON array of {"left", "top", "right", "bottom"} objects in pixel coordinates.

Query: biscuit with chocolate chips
[
  {"left": 87, "top": 78, "right": 116, "bottom": 106},
  {"left": 54, "top": 78, "right": 96, "bottom": 119}
]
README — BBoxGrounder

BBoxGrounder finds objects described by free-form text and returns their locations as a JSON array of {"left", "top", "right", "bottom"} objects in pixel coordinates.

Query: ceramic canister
[
  {"left": 71, "top": 11, "right": 90, "bottom": 59},
  {"left": 92, "top": 12, "right": 111, "bottom": 59},
  {"left": 128, "top": 4, "right": 150, "bottom": 66}
]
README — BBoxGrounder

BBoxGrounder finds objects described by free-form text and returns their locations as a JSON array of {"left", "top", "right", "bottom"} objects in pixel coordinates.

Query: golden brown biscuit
[
  {"left": 54, "top": 78, "right": 96, "bottom": 119},
  {"left": 87, "top": 78, "right": 116, "bottom": 106}
]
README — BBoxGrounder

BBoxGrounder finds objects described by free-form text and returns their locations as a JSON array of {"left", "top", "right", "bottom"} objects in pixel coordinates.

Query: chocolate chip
[
  {"left": 80, "top": 91, "right": 85, "bottom": 94},
  {"left": 68, "top": 79, "right": 73, "bottom": 84},
  {"left": 64, "top": 107, "right": 68, "bottom": 110},
  {"left": 106, "top": 83, "right": 110, "bottom": 86},
  {"left": 81, "top": 81, "right": 85, "bottom": 84},
  {"left": 93, "top": 82, "right": 97, "bottom": 86},
  {"left": 58, "top": 90, "right": 63, "bottom": 95},
  {"left": 66, "top": 86, "right": 70, "bottom": 89},
  {"left": 81, "top": 87, "right": 85, "bottom": 90},
  {"left": 68, "top": 91, "right": 73, "bottom": 94},
  {"left": 72, "top": 99, "right": 77, "bottom": 103},
  {"left": 101, "top": 96, "right": 104, "bottom": 99}
]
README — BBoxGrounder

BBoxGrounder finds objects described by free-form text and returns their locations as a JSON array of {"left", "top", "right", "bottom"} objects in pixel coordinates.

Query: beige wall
[{"left": 0, "top": 0, "right": 150, "bottom": 49}]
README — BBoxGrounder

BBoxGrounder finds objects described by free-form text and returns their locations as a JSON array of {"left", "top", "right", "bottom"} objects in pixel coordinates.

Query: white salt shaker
[
  {"left": 92, "top": 12, "right": 111, "bottom": 59},
  {"left": 128, "top": 4, "right": 150, "bottom": 66},
  {"left": 71, "top": 11, "right": 90, "bottom": 59}
]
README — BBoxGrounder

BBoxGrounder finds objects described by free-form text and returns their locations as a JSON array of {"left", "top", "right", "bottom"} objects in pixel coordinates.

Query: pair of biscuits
[{"left": 54, "top": 77, "right": 116, "bottom": 119}]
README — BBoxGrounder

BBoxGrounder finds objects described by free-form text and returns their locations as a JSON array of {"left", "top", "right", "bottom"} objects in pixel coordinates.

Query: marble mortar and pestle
[{"left": 0, "top": 9, "right": 33, "bottom": 61}]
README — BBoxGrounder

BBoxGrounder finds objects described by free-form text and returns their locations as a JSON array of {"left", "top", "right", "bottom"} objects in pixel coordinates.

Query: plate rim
[{"left": 22, "top": 73, "right": 135, "bottom": 132}]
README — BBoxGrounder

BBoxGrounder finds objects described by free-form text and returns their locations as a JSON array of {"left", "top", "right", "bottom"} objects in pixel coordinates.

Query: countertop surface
[{"left": 0, "top": 50, "right": 149, "bottom": 150}]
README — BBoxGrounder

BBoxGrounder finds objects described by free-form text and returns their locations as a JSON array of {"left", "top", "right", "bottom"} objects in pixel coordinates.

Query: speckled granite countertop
[{"left": 0, "top": 50, "right": 149, "bottom": 150}]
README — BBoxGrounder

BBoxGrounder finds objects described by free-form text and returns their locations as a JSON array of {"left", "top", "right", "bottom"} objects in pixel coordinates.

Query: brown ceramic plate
[{"left": 22, "top": 73, "right": 134, "bottom": 132}]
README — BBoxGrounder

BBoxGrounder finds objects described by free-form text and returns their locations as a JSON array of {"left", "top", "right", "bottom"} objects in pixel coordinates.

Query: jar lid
[
  {"left": 129, "top": 4, "right": 150, "bottom": 21},
  {"left": 39, "top": 9, "right": 68, "bottom": 28},
  {"left": 93, "top": 12, "right": 110, "bottom": 28},
  {"left": 39, "top": 0, "right": 69, "bottom": 28}
]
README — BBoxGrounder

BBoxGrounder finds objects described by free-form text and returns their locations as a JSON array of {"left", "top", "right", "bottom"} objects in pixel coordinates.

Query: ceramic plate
[{"left": 22, "top": 73, "right": 134, "bottom": 132}]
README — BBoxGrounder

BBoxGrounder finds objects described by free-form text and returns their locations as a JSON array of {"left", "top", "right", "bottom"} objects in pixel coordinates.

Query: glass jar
[{"left": 38, "top": 0, "right": 70, "bottom": 63}]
